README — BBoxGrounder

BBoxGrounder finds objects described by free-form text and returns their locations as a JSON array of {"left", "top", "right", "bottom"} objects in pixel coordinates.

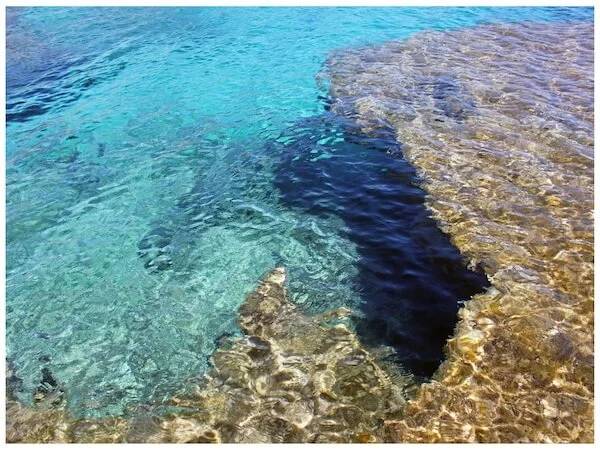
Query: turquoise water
[{"left": 6, "top": 7, "right": 593, "bottom": 418}]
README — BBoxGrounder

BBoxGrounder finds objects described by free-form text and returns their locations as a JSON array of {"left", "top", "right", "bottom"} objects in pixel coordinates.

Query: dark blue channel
[{"left": 274, "top": 113, "right": 489, "bottom": 377}]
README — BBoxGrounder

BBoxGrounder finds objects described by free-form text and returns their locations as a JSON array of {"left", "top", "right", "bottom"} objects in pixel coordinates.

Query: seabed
[{"left": 6, "top": 15, "right": 594, "bottom": 444}]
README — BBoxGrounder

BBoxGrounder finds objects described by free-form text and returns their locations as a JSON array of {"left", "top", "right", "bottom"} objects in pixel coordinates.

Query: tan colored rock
[
  {"left": 325, "top": 20, "right": 593, "bottom": 443},
  {"left": 6, "top": 267, "right": 410, "bottom": 443}
]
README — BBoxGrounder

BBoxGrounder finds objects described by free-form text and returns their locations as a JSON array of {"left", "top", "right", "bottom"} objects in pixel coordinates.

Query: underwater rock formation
[
  {"left": 158, "top": 267, "right": 410, "bottom": 443},
  {"left": 325, "top": 20, "right": 593, "bottom": 442},
  {"left": 6, "top": 19, "right": 593, "bottom": 444},
  {"left": 6, "top": 268, "right": 410, "bottom": 443},
  {"left": 273, "top": 113, "right": 490, "bottom": 378}
]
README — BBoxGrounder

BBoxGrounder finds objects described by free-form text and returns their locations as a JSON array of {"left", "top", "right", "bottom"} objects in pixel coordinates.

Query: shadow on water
[{"left": 273, "top": 112, "right": 490, "bottom": 378}]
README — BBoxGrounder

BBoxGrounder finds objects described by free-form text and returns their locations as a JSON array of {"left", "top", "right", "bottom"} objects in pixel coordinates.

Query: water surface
[{"left": 6, "top": 7, "right": 592, "bottom": 417}]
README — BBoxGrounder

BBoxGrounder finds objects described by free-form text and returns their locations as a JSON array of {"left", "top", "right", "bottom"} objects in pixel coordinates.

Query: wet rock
[
  {"left": 184, "top": 268, "right": 410, "bottom": 442},
  {"left": 5, "top": 267, "right": 410, "bottom": 442},
  {"left": 431, "top": 75, "right": 474, "bottom": 122},
  {"left": 325, "top": 20, "right": 593, "bottom": 442}
]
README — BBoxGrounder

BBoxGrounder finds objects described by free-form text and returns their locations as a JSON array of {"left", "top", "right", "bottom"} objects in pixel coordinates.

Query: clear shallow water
[
  {"left": 6, "top": 7, "right": 593, "bottom": 418},
  {"left": 325, "top": 20, "right": 593, "bottom": 442}
]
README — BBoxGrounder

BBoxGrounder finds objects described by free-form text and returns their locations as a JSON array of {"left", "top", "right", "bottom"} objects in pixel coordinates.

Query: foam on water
[{"left": 6, "top": 7, "right": 593, "bottom": 419}]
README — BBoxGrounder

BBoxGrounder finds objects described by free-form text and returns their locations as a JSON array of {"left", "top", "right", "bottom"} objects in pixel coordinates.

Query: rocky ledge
[
  {"left": 324, "top": 20, "right": 593, "bottom": 442},
  {"left": 7, "top": 267, "right": 411, "bottom": 443}
]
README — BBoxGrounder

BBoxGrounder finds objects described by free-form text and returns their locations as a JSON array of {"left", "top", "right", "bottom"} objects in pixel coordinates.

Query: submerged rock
[
  {"left": 6, "top": 19, "right": 592, "bottom": 444},
  {"left": 325, "top": 20, "right": 593, "bottom": 442},
  {"left": 6, "top": 268, "right": 411, "bottom": 443},
  {"left": 159, "top": 267, "right": 410, "bottom": 443},
  {"left": 33, "top": 367, "right": 64, "bottom": 406}
]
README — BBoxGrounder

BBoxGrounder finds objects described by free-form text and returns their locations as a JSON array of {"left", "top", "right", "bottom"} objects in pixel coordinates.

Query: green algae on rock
[
  {"left": 324, "top": 20, "right": 593, "bottom": 442},
  {"left": 6, "top": 268, "right": 412, "bottom": 443}
]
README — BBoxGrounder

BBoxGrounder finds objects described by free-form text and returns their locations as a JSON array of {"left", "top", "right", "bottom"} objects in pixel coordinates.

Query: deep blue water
[
  {"left": 274, "top": 113, "right": 489, "bottom": 376},
  {"left": 6, "top": 7, "right": 593, "bottom": 418}
]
